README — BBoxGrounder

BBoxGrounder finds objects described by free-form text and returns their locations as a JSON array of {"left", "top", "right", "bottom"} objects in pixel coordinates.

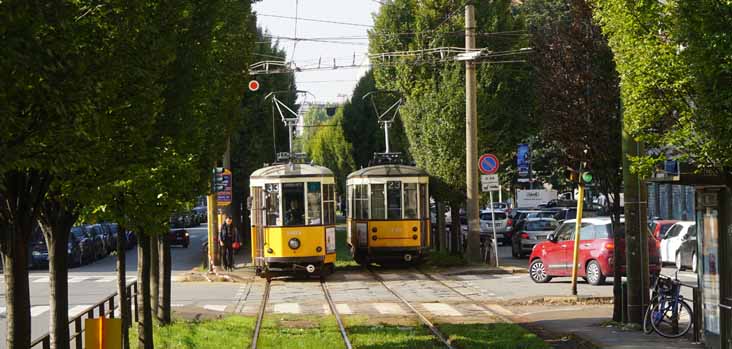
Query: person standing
[{"left": 219, "top": 216, "right": 238, "bottom": 271}]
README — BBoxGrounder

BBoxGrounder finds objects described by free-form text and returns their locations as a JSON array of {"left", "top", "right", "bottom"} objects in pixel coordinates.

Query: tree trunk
[
  {"left": 117, "top": 226, "right": 130, "bottom": 349},
  {"left": 38, "top": 198, "right": 78, "bottom": 349},
  {"left": 437, "top": 202, "right": 446, "bottom": 253},
  {"left": 0, "top": 170, "right": 51, "bottom": 349},
  {"left": 137, "top": 234, "right": 153, "bottom": 349},
  {"left": 449, "top": 202, "right": 462, "bottom": 254},
  {"left": 157, "top": 235, "right": 171, "bottom": 325},
  {"left": 149, "top": 234, "right": 159, "bottom": 322},
  {"left": 1, "top": 237, "right": 32, "bottom": 349}
]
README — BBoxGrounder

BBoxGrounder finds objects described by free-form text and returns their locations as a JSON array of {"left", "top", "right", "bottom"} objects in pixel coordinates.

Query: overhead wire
[{"left": 256, "top": 13, "right": 373, "bottom": 28}]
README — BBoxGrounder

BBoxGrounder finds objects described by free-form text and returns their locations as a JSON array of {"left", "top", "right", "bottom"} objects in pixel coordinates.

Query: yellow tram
[
  {"left": 250, "top": 163, "right": 337, "bottom": 277},
  {"left": 346, "top": 164, "right": 431, "bottom": 265}
]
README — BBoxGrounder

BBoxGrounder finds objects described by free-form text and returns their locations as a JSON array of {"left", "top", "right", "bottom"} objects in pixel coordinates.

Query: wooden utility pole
[
  {"left": 465, "top": 1, "right": 482, "bottom": 263},
  {"left": 622, "top": 126, "right": 650, "bottom": 323}
]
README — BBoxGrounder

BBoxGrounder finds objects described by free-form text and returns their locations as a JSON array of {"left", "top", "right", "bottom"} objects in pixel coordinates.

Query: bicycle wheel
[
  {"left": 643, "top": 296, "right": 660, "bottom": 334},
  {"left": 650, "top": 298, "right": 693, "bottom": 338}
]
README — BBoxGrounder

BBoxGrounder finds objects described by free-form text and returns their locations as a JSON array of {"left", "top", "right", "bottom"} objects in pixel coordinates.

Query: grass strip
[
  {"left": 129, "top": 316, "right": 255, "bottom": 349},
  {"left": 439, "top": 322, "right": 548, "bottom": 349}
]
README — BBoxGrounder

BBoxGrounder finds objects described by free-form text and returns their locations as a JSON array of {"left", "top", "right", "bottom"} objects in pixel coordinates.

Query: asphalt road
[{"left": 0, "top": 225, "right": 210, "bottom": 345}]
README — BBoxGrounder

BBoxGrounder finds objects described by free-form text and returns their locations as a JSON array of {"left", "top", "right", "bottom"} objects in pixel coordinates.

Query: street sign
[
  {"left": 216, "top": 169, "right": 233, "bottom": 206},
  {"left": 481, "top": 174, "right": 500, "bottom": 192},
  {"left": 478, "top": 153, "right": 500, "bottom": 175},
  {"left": 248, "top": 80, "right": 260, "bottom": 92},
  {"left": 517, "top": 143, "right": 530, "bottom": 177}
]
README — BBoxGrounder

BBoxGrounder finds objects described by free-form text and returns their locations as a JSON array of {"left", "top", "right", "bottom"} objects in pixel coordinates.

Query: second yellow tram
[
  {"left": 346, "top": 164, "right": 431, "bottom": 265},
  {"left": 250, "top": 163, "right": 337, "bottom": 277}
]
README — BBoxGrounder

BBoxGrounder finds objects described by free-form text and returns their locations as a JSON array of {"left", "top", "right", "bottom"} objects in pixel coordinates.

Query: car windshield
[
  {"left": 480, "top": 212, "right": 507, "bottom": 221},
  {"left": 71, "top": 228, "right": 84, "bottom": 239},
  {"left": 526, "top": 220, "right": 557, "bottom": 231}
]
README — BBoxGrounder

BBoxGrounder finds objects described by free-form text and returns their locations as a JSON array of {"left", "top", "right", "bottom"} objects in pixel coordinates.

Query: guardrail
[{"left": 30, "top": 282, "right": 138, "bottom": 349}]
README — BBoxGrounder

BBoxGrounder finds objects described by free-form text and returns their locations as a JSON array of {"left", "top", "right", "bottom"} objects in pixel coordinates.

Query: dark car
[
  {"left": 30, "top": 228, "right": 49, "bottom": 269},
  {"left": 71, "top": 226, "right": 96, "bottom": 264},
  {"left": 676, "top": 224, "right": 697, "bottom": 272},
  {"left": 168, "top": 228, "right": 190, "bottom": 248},
  {"left": 84, "top": 225, "right": 106, "bottom": 260},
  {"left": 126, "top": 230, "right": 137, "bottom": 249},
  {"left": 66, "top": 233, "right": 85, "bottom": 267},
  {"left": 90, "top": 224, "right": 114, "bottom": 254},
  {"left": 511, "top": 218, "right": 558, "bottom": 258},
  {"left": 552, "top": 207, "right": 598, "bottom": 222},
  {"left": 100, "top": 223, "right": 117, "bottom": 253}
]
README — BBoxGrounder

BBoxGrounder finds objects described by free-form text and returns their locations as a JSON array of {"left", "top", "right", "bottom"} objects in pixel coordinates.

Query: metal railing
[{"left": 30, "top": 282, "right": 138, "bottom": 349}]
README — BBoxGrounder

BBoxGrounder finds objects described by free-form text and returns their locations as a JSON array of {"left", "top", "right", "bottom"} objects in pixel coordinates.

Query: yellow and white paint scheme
[
  {"left": 346, "top": 164, "right": 431, "bottom": 265},
  {"left": 250, "top": 163, "right": 337, "bottom": 277}
]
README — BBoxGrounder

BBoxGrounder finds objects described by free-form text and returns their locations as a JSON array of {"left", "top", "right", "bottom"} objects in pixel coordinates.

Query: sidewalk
[{"left": 503, "top": 303, "right": 703, "bottom": 348}]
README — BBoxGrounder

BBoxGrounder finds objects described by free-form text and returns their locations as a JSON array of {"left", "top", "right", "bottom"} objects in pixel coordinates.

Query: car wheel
[
  {"left": 675, "top": 251, "right": 684, "bottom": 271},
  {"left": 586, "top": 260, "right": 605, "bottom": 285},
  {"left": 529, "top": 259, "right": 551, "bottom": 283},
  {"left": 691, "top": 252, "right": 697, "bottom": 273}
]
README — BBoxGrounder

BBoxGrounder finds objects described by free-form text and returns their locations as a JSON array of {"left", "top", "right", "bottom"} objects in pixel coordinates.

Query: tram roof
[
  {"left": 347, "top": 164, "right": 428, "bottom": 179},
  {"left": 250, "top": 163, "right": 334, "bottom": 179}
]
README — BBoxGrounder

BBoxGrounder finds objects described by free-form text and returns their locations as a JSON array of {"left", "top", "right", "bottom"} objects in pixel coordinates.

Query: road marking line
[
  {"left": 421, "top": 303, "right": 462, "bottom": 316},
  {"left": 94, "top": 276, "right": 116, "bottom": 283},
  {"left": 68, "top": 305, "right": 91, "bottom": 317},
  {"left": 31, "top": 306, "right": 50, "bottom": 317},
  {"left": 457, "top": 275, "right": 480, "bottom": 280},
  {"left": 203, "top": 305, "right": 227, "bottom": 312},
  {"left": 484, "top": 304, "right": 514, "bottom": 317},
  {"left": 516, "top": 307, "right": 578, "bottom": 317},
  {"left": 171, "top": 303, "right": 186, "bottom": 308},
  {"left": 32, "top": 276, "right": 50, "bottom": 283},
  {"left": 373, "top": 302, "right": 405, "bottom": 315},
  {"left": 68, "top": 276, "right": 91, "bottom": 283},
  {"left": 335, "top": 304, "right": 353, "bottom": 315},
  {"left": 273, "top": 303, "right": 301, "bottom": 314}
]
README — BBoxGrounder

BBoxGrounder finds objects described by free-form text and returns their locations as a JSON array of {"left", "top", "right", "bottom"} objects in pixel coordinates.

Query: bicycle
[{"left": 643, "top": 272, "right": 693, "bottom": 338}]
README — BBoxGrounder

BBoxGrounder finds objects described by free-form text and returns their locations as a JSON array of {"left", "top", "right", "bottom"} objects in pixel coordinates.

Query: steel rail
[
  {"left": 251, "top": 279, "right": 271, "bottom": 349},
  {"left": 321, "top": 279, "right": 353, "bottom": 349},
  {"left": 368, "top": 268, "right": 455, "bottom": 349}
]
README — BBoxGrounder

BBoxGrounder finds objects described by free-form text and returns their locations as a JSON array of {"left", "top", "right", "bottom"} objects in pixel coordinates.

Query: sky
[{"left": 252, "top": 0, "right": 381, "bottom": 104}]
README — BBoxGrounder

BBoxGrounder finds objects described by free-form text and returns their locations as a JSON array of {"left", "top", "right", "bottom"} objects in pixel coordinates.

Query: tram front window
[
  {"left": 307, "top": 182, "right": 322, "bottom": 225},
  {"left": 387, "top": 181, "right": 402, "bottom": 219},
  {"left": 371, "top": 184, "right": 386, "bottom": 219},
  {"left": 404, "top": 183, "right": 418, "bottom": 219},
  {"left": 283, "top": 182, "right": 305, "bottom": 226}
]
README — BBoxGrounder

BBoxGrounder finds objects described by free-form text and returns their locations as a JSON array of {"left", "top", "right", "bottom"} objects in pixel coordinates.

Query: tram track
[
  {"left": 251, "top": 279, "right": 271, "bottom": 349},
  {"left": 367, "top": 268, "right": 456, "bottom": 349},
  {"left": 321, "top": 278, "right": 354, "bottom": 349}
]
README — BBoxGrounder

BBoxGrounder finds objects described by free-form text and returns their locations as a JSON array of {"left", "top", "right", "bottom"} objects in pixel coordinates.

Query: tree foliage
[
  {"left": 593, "top": 0, "right": 732, "bottom": 173},
  {"left": 303, "top": 109, "right": 356, "bottom": 194}
]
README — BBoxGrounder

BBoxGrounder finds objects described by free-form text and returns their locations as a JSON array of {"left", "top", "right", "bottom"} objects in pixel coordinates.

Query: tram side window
[
  {"left": 419, "top": 183, "right": 428, "bottom": 219},
  {"left": 323, "top": 184, "right": 335, "bottom": 225},
  {"left": 387, "top": 181, "right": 402, "bottom": 219},
  {"left": 370, "top": 184, "right": 386, "bottom": 219},
  {"left": 283, "top": 182, "right": 305, "bottom": 226},
  {"left": 265, "top": 184, "right": 280, "bottom": 226},
  {"left": 404, "top": 183, "right": 418, "bottom": 219},
  {"left": 354, "top": 184, "right": 369, "bottom": 219},
  {"left": 347, "top": 185, "right": 353, "bottom": 219},
  {"left": 307, "top": 182, "right": 322, "bottom": 225}
]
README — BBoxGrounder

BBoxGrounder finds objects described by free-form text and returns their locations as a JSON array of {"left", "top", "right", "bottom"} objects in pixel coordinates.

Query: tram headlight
[
  {"left": 316, "top": 246, "right": 322, "bottom": 253},
  {"left": 288, "top": 238, "right": 301, "bottom": 250}
]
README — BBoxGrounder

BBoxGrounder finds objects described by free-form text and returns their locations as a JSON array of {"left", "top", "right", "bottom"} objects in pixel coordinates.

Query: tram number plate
[
  {"left": 390, "top": 227, "right": 403, "bottom": 233},
  {"left": 288, "top": 231, "right": 302, "bottom": 236}
]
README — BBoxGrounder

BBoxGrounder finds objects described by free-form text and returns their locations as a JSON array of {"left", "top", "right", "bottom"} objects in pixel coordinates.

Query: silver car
[
  {"left": 479, "top": 210, "right": 510, "bottom": 242},
  {"left": 511, "top": 218, "right": 558, "bottom": 258}
]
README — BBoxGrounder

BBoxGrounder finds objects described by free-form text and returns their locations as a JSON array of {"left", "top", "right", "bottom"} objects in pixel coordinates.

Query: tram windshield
[
  {"left": 371, "top": 184, "right": 386, "bottom": 219},
  {"left": 387, "top": 181, "right": 402, "bottom": 219},
  {"left": 283, "top": 183, "right": 305, "bottom": 226},
  {"left": 307, "top": 182, "right": 322, "bottom": 225},
  {"left": 404, "top": 183, "right": 418, "bottom": 219}
]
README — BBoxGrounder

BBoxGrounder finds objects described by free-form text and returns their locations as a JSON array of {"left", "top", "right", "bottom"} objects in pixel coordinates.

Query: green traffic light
[{"left": 582, "top": 171, "right": 593, "bottom": 183}]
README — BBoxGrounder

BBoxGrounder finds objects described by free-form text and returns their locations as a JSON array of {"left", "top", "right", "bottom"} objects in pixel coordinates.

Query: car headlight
[
  {"left": 67, "top": 248, "right": 72, "bottom": 254},
  {"left": 32, "top": 251, "right": 43, "bottom": 256},
  {"left": 288, "top": 238, "right": 301, "bottom": 250},
  {"left": 185, "top": 232, "right": 189, "bottom": 237}
]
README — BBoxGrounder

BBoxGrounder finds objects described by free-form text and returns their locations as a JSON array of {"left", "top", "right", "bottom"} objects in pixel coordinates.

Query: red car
[
  {"left": 168, "top": 228, "right": 190, "bottom": 248},
  {"left": 528, "top": 217, "right": 661, "bottom": 285},
  {"left": 649, "top": 219, "right": 678, "bottom": 241}
]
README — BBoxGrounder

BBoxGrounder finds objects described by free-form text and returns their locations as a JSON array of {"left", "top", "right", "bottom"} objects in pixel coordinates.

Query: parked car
[
  {"left": 511, "top": 218, "right": 558, "bottom": 258},
  {"left": 478, "top": 210, "right": 511, "bottom": 244},
  {"left": 552, "top": 207, "right": 598, "bottom": 222},
  {"left": 649, "top": 219, "right": 678, "bottom": 241},
  {"left": 660, "top": 221, "right": 696, "bottom": 265},
  {"left": 66, "top": 233, "right": 85, "bottom": 267},
  {"left": 126, "top": 230, "right": 137, "bottom": 249},
  {"left": 30, "top": 228, "right": 49, "bottom": 269},
  {"left": 71, "top": 226, "right": 96, "bottom": 264},
  {"left": 85, "top": 224, "right": 107, "bottom": 260},
  {"left": 95, "top": 223, "right": 115, "bottom": 253},
  {"left": 105, "top": 223, "right": 120, "bottom": 251},
  {"left": 168, "top": 228, "right": 190, "bottom": 248},
  {"left": 528, "top": 217, "right": 662, "bottom": 285},
  {"left": 676, "top": 224, "right": 697, "bottom": 272}
]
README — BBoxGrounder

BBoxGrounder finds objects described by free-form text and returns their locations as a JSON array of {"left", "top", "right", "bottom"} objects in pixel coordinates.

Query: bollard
[{"left": 692, "top": 287, "right": 702, "bottom": 342}]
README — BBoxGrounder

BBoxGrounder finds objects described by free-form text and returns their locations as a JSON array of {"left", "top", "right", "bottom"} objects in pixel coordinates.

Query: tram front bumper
[
  {"left": 365, "top": 247, "right": 425, "bottom": 262},
  {"left": 265, "top": 256, "right": 325, "bottom": 273}
]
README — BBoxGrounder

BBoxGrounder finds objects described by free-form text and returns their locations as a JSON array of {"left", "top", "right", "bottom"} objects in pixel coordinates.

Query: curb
[{"left": 498, "top": 295, "right": 615, "bottom": 306}]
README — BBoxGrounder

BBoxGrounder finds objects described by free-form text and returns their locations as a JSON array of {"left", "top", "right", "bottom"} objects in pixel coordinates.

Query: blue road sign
[
  {"left": 479, "top": 154, "right": 500, "bottom": 175},
  {"left": 517, "top": 143, "right": 530, "bottom": 177}
]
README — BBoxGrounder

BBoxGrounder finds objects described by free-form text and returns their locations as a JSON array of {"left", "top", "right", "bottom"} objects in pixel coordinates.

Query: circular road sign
[
  {"left": 248, "top": 80, "right": 260, "bottom": 92},
  {"left": 479, "top": 153, "right": 500, "bottom": 175}
]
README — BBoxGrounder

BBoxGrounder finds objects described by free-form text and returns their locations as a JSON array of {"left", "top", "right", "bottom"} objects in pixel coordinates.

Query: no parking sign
[{"left": 479, "top": 153, "right": 500, "bottom": 175}]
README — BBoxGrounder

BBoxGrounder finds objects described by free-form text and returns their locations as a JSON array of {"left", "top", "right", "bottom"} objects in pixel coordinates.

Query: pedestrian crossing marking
[
  {"left": 68, "top": 305, "right": 91, "bottom": 317},
  {"left": 457, "top": 275, "right": 480, "bottom": 280},
  {"left": 68, "top": 276, "right": 91, "bottom": 283},
  {"left": 32, "top": 276, "right": 50, "bottom": 283},
  {"left": 421, "top": 303, "right": 462, "bottom": 316},
  {"left": 273, "top": 303, "right": 301, "bottom": 314},
  {"left": 94, "top": 276, "right": 116, "bottom": 283},
  {"left": 335, "top": 303, "right": 353, "bottom": 315},
  {"left": 373, "top": 303, "right": 405, "bottom": 315},
  {"left": 203, "top": 305, "right": 227, "bottom": 312},
  {"left": 30, "top": 306, "right": 50, "bottom": 317}
]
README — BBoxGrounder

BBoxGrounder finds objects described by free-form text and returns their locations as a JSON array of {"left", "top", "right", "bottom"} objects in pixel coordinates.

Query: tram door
[{"left": 251, "top": 187, "right": 265, "bottom": 269}]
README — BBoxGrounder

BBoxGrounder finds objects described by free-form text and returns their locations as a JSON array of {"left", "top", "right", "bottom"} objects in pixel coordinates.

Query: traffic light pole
[{"left": 570, "top": 182, "right": 585, "bottom": 295}]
